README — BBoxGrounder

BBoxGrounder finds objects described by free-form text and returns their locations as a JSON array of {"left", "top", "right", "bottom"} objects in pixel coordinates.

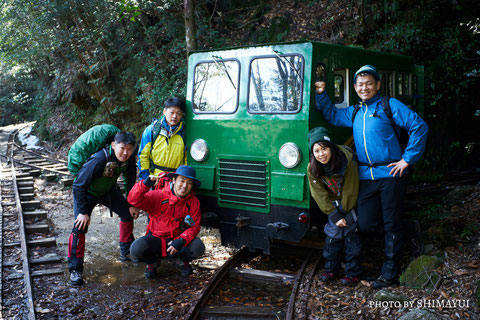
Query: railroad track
[
  {"left": 1, "top": 125, "right": 68, "bottom": 319},
  {"left": 186, "top": 246, "right": 322, "bottom": 320}
]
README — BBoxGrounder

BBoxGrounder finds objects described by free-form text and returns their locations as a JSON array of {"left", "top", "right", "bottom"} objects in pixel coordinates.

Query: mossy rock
[
  {"left": 398, "top": 309, "right": 439, "bottom": 320},
  {"left": 399, "top": 255, "right": 443, "bottom": 289},
  {"left": 374, "top": 289, "right": 409, "bottom": 302}
]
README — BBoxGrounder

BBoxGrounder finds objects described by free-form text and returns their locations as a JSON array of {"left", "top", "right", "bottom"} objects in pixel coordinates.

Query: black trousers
[
  {"left": 357, "top": 175, "right": 407, "bottom": 280},
  {"left": 130, "top": 233, "right": 205, "bottom": 264},
  {"left": 68, "top": 188, "right": 134, "bottom": 272},
  {"left": 323, "top": 232, "right": 362, "bottom": 277}
]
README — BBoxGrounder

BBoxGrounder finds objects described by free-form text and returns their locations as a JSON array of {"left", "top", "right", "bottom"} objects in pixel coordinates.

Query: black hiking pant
[
  {"left": 357, "top": 175, "right": 407, "bottom": 281},
  {"left": 68, "top": 188, "right": 134, "bottom": 273}
]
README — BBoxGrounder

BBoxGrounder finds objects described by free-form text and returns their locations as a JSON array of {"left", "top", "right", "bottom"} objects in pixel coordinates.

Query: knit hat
[
  {"left": 308, "top": 127, "right": 331, "bottom": 153},
  {"left": 354, "top": 64, "right": 380, "bottom": 83}
]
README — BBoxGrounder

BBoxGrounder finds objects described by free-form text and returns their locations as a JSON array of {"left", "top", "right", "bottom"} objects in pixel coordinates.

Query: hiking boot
[
  {"left": 372, "top": 275, "right": 398, "bottom": 289},
  {"left": 145, "top": 264, "right": 156, "bottom": 279},
  {"left": 119, "top": 254, "right": 139, "bottom": 262},
  {"left": 179, "top": 261, "right": 193, "bottom": 277},
  {"left": 70, "top": 270, "right": 83, "bottom": 286},
  {"left": 319, "top": 272, "right": 337, "bottom": 282},
  {"left": 340, "top": 276, "right": 360, "bottom": 286}
]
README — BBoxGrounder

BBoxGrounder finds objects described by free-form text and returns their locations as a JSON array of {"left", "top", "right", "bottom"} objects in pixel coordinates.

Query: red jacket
[{"left": 127, "top": 181, "right": 201, "bottom": 246}]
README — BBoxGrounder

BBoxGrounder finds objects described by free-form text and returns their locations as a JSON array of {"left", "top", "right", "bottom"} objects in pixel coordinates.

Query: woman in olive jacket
[{"left": 307, "top": 127, "right": 362, "bottom": 286}]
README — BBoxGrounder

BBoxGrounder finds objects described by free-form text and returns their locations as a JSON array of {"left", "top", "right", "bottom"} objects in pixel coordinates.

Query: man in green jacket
[{"left": 68, "top": 131, "right": 140, "bottom": 285}]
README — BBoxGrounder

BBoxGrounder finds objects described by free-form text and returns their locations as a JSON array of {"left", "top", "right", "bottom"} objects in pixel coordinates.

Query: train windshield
[
  {"left": 248, "top": 55, "right": 303, "bottom": 113},
  {"left": 193, "top": 59, "right": 240, "bottom": 113}
]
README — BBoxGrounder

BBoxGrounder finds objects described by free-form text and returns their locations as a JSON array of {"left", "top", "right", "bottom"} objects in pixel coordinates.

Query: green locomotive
[{"left": 185, "top": 41, "right": 423, "bottom": 253}]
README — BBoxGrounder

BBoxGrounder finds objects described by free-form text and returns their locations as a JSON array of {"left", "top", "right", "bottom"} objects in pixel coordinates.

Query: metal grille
[{"left": 218, "top": 159, "right": 267, "bottom": 208}]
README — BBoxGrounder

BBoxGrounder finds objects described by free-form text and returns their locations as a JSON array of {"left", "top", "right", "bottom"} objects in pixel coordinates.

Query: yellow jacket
[{"left": 137, "top": 118, "right": 186, "bottom": 180}]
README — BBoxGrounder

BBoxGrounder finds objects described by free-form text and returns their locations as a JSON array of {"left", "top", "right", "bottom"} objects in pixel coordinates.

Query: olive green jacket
[{"left": 307, "top": 145, "right": 359, "bottom": 215}]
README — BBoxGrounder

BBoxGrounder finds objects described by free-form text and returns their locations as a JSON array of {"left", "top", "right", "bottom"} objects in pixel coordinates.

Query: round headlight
[
  {"left": 279, "top": 142, "right": 301, "bottom": 168},
  {"left": 190, "top": 139, "right": 209, "bottom": 162}
]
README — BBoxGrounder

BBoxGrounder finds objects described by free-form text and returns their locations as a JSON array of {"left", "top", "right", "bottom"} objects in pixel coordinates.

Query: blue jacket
[{"left": 315, "top": 93, "right": 428, "bottom": 180}]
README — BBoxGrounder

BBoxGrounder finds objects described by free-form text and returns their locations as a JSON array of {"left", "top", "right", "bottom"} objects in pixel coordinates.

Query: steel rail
[
  {"left": 12, "top": 160, "right": 36, "bottom": 320},
  {"left": 286, "top": 249, "right": 316, "bottom": 320},
  {"left": 11, "top": 128, "right": 36, "bottom": 319},
  {"left": 2, "top": 128, "right": 36, "bottom": 319},
  {"left": 186, "top": 247, "right": 249, "bottom": 320},
  {"left": 13, "top": 141, "right": 68, "bottom": 164},
  {"left": 0, "top": 158, "right": 4, "bottom": 319},
  {"left": 299, "top": 253, "right": 322, "bottom": 318}
]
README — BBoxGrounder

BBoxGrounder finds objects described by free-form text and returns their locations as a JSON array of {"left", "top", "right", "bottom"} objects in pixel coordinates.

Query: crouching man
[{"left": 128, "top": 165, "right": 205, "bottom": 278}]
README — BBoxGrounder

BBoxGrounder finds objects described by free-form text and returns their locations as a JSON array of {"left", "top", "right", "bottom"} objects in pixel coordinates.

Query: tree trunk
[{"left": 184, "top": 0, "right": 197, "bottom": 55}]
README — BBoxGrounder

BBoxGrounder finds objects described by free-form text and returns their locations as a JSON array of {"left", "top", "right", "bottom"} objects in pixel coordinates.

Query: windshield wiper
[
  {"left": 212, "top": 55, "right": 236, "bottom": 89},
  {"left": 273, "top": 50, "right": 303, "bottom": 81}
]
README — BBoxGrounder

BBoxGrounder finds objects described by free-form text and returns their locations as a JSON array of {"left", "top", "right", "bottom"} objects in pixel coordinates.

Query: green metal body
[{"left": 185, "top": 41, "right": 422, "bottom": 253}]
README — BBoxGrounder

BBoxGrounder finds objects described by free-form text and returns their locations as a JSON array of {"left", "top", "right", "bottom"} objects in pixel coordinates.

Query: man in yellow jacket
[{"left": 137, "top": 97, "right": 187, "bottom": 180}]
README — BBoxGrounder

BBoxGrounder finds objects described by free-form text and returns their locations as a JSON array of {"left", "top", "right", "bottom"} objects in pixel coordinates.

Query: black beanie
[{"left": 308, "top": 127, "right": 331, "bottom": 153}]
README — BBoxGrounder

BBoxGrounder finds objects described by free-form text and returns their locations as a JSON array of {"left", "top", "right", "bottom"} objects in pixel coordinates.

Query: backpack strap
[
  {"left": 381, "top": 97, "right": 402, "bottom": 145},
  {"left": 149, "top": 119, "right": 186, "bottom": 174},
  {"left": 351, "top": 105, "right": 361, "bottom": 124}
]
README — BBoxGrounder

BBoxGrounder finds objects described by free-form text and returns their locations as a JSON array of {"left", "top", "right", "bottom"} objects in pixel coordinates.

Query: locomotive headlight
[
  {"left": 278, "top": 142, "right": 302, "bottom": 168},
  {"left": 190, "top": 139, "right": 209, "bottom": 162}
]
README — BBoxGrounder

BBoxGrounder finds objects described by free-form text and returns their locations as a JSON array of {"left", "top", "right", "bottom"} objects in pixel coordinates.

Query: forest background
[{"left": 0, "top": 0, "right": 479, "bottom": 178}]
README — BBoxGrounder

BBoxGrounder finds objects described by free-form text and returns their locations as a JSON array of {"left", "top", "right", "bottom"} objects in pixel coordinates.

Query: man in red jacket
[{"left": 127, "top": 165, "right": 205, "bottom": 278}]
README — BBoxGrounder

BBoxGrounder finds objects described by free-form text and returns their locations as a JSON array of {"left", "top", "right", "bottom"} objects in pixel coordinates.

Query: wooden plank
[
  {"left": 25, "top": 224, "right": 49, "bottom": 234},
  {"left": 16, "top": 177, "right": 33, "bottom": 182},
  {"left": 30, "top": 255, "right": 62, "bottom": 265},
  {"left": 200, "top": 306, "right": 283, "bottom": 318},
  {"left": 21, "top": 200, "right": 41, "bottom": 210},
  {"left": 5, "top": 268, "right": 64, "bottom": 279},
  {"left": 27, "top": 237, "right": 56, "bottom": 247},
  {"left": 20, "top": 194, "right": 35, "bottom": 201},
  {"left": 24, "top": 210, "right": 48, "bottom": 220},
  {"left": 42, "top": 174, "right": 57, "bottom": 182},
  {"left": 61, "top": 178, "right": 74, "bottom": 187},
  {"left": 31, "top": 268, "right": 64, "bottom": 277},
  {"left": 3, "top": 241, "right": 20, "bottom": 247},
  {"left": 17, "top": 181, "right": 34, "bottom": 187},
  {"left": 18, "top": 187, "right": 34, "bottom": 193}
]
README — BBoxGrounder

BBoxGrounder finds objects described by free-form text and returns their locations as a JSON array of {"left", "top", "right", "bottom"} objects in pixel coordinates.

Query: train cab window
[
  {"left": 397, "top": 73, "right": 411, "bottom": 97},
  {"left": 315, "top": 64, "right": 326, "bottom": 82},
  {"left": 193, "top": 59, "right": 240, "bottom": 113},
  {"left": 248, "top": 55, "right": 303, "bottom": 113},
  {"left": 334, "top": 69, "right": 349, "bottom": 108},
  {"left": 379, "top": 71, "right": 394, "bottom": 97}
]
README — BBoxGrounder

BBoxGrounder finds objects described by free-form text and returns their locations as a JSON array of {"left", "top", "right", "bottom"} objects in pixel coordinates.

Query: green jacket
[{"left": 307, "top": 145, "right": 359, "bottom": 215}]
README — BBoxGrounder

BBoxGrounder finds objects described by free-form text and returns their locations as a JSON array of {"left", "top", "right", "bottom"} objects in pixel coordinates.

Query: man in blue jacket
[{"left": 315, "top": 65, "right": 428, "bottom": 289}]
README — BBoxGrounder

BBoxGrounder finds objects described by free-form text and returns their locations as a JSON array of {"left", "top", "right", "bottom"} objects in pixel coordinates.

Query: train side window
[
  {"left": 334, "top": 69, "right": 349, "bottom": 108},
  {"left": 193, "top": 59, "right": 240, "bottom": 113},
  {"left": 248, "top": 55, "right": 303, "bottom": 113},
  {"left": 315, "top": 64, "right": 326, "bottom": 82},
  {"left": 379, "top": 71, "right": 394, "bottom": 97},
  {"left": 397, "top": 72, "right": 411, "bottom": 97}
]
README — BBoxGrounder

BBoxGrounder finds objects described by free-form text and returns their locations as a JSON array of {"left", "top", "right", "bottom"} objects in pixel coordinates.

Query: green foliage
[
  {"left": 361, "top": 0, "right": 480, "bottom": 174},
  {"left": 407, "top": 203, "right": 448, "bottom": 225}
]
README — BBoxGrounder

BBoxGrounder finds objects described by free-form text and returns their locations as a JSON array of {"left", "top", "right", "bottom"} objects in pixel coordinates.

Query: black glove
[
  {"left": 143, "top": 177, "right": 156, "bottom": 188},
  {"left": 169, "top": 238, "right": 186, "bottom": 251}
]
